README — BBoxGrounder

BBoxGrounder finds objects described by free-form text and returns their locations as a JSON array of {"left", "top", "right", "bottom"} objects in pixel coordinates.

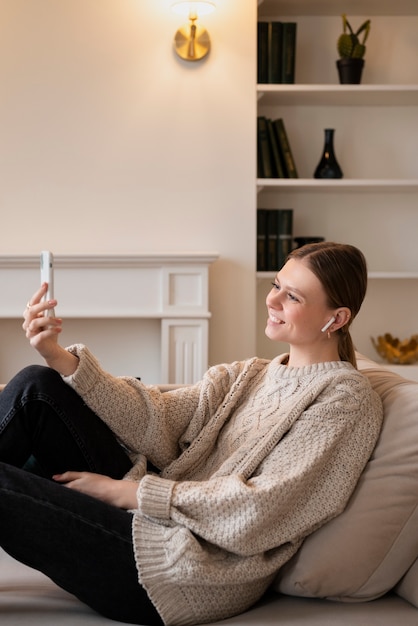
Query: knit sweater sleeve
[
  {"left": 136, "top": 372, "right": 383, "bottom": 557},
  {"left": 61, "top": 343, "right": 251, "bottom": 470}
]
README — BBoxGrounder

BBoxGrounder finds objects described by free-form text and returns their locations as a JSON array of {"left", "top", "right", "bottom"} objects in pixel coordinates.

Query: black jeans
[{"left": 0, "top": 365, "right": 163, "bottom": 625}]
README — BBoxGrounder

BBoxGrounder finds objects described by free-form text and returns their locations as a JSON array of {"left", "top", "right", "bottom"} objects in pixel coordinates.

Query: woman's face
[{"left": 265, "top": 258, "right": 335, "bottom": 347}]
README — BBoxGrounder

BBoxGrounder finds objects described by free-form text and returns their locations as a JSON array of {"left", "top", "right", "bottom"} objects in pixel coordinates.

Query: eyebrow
[{"left": 274, "top": 276, "right": 305, "bottom": 298}]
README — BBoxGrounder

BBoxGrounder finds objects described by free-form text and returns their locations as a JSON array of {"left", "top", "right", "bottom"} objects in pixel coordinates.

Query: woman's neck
[{"left": 287, "top": 344, "right": 340, "bottom": 368}]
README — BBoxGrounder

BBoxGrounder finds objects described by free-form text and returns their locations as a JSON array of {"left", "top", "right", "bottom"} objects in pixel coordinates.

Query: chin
[{"left": 265, "top": 326, "right": 285, "bottom": 343}]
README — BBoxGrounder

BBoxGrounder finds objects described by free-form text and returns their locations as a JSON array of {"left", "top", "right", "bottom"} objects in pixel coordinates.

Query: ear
[{"left": 333, "top": 308, "right": 352, "bottom": 331}]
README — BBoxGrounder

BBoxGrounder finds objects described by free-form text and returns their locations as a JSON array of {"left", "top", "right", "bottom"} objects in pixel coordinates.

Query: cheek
[
  {"left": 290, "top": 309, "right": 318, "bottom": 333},
  {"left": 285, "top": 303, "right": 302, "bottom": 318}
]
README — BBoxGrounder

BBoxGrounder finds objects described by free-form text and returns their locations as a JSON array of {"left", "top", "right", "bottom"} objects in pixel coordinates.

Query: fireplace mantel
[{"left": 1, "top": 253, "right": 218, "bottom": 384}]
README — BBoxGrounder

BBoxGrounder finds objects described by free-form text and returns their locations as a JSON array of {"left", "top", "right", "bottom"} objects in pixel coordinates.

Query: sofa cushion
[
  {"left": 275, "top": 356, "right": 418, "bottom": 602},
  {"left": 396, "top": 558, "right": 418, "bottom": 608}
]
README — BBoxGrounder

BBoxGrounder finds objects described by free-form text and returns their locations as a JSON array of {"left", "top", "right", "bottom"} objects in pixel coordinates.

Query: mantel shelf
[
  {"left": 257, "top": 179, "right": 418, "bottom": 192},
  {"left": 0, "top": 253, "right": 219, "bottom": 270},
  {"left": 257, "top": 85, "right": 418, "bottom": 106}
]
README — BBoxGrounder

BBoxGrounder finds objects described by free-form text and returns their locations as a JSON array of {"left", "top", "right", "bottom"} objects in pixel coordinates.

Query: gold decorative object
[
  {"left": 371, "top": 333, "right": 418, "bottom": 365},
  {"left": 171, "top": 1, "right": 215, "bottom": 62}
]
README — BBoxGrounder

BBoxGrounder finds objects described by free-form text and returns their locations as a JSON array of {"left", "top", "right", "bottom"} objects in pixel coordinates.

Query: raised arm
[{"left": 22, "top": 283, "right": 79, "bottom": 376}]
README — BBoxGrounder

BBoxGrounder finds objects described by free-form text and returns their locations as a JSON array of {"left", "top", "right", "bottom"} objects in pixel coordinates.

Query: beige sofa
[{"left": 1, "top": 354, "right": 417, "bottom": 625}]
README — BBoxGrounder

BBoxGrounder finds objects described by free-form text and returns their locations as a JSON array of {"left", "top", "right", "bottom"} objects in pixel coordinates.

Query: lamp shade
[{"left": 171, "top": 1, "right": 216, "bottom": 17}]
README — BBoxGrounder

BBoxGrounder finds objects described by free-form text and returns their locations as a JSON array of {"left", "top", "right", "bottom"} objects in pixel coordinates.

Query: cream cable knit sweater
[{"left": 63, "top": 345, "right": 383, "bottom": 626}]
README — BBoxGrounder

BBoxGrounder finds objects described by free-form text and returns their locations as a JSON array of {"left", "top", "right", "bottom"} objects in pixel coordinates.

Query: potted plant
[{"left": 336, "top": 14, "right": 371, "bottom": 84}]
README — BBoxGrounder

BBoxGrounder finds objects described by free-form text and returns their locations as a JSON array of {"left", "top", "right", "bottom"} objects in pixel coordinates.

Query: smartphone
[{"left": 40, "top": 250, "right": 55, "bottom": 317}]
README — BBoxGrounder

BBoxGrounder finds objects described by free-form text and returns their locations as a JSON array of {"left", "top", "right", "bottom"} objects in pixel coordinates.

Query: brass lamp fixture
[{"left": 171, "top": 1, "right": 216, "bottom": 61}]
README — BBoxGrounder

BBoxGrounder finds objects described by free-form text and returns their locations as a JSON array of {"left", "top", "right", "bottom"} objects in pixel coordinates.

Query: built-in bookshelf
[{"left": 256, "top": 0, "right": 418, "bottom": 366}]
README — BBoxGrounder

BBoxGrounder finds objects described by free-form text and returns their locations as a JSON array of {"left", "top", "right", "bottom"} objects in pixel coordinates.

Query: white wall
[{"left": 0, "top": 0, "right": 257, "bottom": 379}]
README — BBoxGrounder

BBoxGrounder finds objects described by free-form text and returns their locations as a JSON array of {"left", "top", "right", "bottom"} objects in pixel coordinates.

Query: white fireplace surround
[{"left": 1, "top": 253, "right": 218, "bottom": 384}]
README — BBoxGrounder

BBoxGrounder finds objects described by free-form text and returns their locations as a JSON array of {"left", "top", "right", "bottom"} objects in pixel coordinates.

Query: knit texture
[{"left": 63, "top": 345, "right": 383, "bottom": 626}]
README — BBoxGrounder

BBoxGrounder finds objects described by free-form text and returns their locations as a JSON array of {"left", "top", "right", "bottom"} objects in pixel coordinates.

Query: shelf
[
  {"left": 257, "top": 272, "right": 275, "bottom": 280},
  {"left": 257, "top": 179, "right": 418, "bottom": 192},
  {"left": 368, "top": 272, "right": 418, "bottom": 279},
  {"left": 257, "top": 272, "right": 418, "bottom": 280},
  {"left": 257, "top": 85, "right": 418, "bottom": 107},
  {"left": 258, "top": 0, "right": 418, "bottom": 17}
]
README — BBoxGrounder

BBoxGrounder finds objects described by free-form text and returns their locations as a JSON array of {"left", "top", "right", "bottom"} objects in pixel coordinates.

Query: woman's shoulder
[{"left": 204, "top": 356, "right": 271, "bottom": 386}]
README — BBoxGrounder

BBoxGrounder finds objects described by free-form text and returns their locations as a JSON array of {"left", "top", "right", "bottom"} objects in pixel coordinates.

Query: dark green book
[
  {"left": 266, "top": 210, "right": 278, "bottom": 271},
  {"left": 277, "top": 209, "right": 294, "bottom": 269},
  {"left": 267, "top": 22, "right": 283, "bottom": 83},
  {"left": 257, "top": 141, "right": 264, "bottom": 179},
  {"left": 273, "top": 118, "right": 298, "bottom": 178},
  {"left": 266, "top": 209, "right": 294, "bottom": 271},
  {"left": 257, "top": 116, "right": 274, "bottom": 178},
  {"left": 257, "top": 209, "right": 268, "bottom": 271},
  {"left": 281, "top": 22, "right": 297, "bottom": 84},
  {"left": 266, "top": 118, "right": 285, "bottom": 178},
  {"left": 257, "top": 22, "right": 269, "bottom": 84}
]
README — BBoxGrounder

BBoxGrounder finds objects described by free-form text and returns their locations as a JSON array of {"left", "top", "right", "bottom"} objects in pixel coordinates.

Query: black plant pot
[{"left": 336, "top": 58, "right": 365, "bottom": 84}]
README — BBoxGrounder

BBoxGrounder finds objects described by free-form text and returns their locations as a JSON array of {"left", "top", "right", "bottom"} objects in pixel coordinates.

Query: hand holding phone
[{"left": 40, "top": 250, "right": 55, "bottom": 317}]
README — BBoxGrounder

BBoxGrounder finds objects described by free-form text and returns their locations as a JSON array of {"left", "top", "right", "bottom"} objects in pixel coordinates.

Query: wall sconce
[{"left": 171, "top": 1, "right": 216, "bottom": 62}]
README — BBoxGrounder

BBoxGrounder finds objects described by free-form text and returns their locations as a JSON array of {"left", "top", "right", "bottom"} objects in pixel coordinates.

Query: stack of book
[
  {"left": 257, "top": 21, "right": 297, "bottom": 84},
  {"left": 257, "top": 209, "right": 293, "bottom": 272},
  {"left": 257, "top": 116, "right": 298, "bottom": 179}
]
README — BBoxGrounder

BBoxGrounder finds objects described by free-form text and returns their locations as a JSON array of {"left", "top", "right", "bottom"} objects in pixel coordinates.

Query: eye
[{"left": 271, "top": 282, "right": 300, "bottom": 302}]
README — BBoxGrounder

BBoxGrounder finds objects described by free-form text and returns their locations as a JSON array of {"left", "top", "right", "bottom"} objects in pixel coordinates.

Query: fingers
[
  {"left": 52, "top": 473, "right": 128, "bottom": 507},
  {"left": 22, "top": 284, "right": 59, "bottom": 337},
  {"left": 22, "top": 310, "right": 61, "bottom": 340},
  {"left": 23, "top": 283, "right": 48, "bottom": 316},
  {"left": 52, "top": 471, "right": 83, "bottom": 484}
]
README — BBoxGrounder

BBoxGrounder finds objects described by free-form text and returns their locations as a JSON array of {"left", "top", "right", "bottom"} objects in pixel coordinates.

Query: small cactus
[{"left": 337, "top": 14, "right": 370, "bottom": 59}]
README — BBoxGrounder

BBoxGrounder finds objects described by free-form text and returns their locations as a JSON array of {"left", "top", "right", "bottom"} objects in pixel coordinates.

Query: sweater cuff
[
  {"left": 62, "top": 344, "right": 101, "bottom": 392},
  {"left": 138, "top": 474, "right": 175, "bottom": 521}
]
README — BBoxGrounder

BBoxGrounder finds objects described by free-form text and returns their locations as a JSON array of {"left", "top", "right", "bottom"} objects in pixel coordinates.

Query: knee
[{"left": 5, "top": 365, "right": 63, "bottom": 395}]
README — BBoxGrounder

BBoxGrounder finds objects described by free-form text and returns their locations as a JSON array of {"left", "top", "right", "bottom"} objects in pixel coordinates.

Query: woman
[{"left": 0, "top": 242, "right": 382, "bottom": 626}]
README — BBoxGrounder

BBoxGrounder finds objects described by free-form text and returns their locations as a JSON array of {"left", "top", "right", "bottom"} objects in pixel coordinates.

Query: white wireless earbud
[{"left": 321, "top": 316, "right": 336, "bottom": 333}]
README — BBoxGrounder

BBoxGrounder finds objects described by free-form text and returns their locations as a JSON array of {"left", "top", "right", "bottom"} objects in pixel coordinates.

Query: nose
[{"left": 266, "top": 286, "right": 282, "bottom": 309}]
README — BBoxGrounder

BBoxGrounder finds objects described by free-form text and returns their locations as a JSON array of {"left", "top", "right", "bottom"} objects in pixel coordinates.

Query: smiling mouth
[{"left": 269, "top": 312, "right": 285, "bottom": 324}]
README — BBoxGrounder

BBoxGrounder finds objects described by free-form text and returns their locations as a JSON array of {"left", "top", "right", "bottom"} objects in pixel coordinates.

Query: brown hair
[{"left": 287, "top": 242, "right": 368, "bottom": 367}]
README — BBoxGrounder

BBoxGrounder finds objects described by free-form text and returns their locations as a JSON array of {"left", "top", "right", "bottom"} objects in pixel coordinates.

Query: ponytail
[{"left": 338, "top": 327, "right": 357, "bottom": 367}]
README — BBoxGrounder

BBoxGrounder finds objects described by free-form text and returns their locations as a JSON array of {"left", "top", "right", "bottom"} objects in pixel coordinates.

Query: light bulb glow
[{"left": 171, "top": 1, "right": 216, "bottom": 18}]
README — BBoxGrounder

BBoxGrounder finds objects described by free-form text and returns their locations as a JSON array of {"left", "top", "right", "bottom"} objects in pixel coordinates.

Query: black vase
[{"left": 314, "top": 129, "right": 343, "bottom": 179}]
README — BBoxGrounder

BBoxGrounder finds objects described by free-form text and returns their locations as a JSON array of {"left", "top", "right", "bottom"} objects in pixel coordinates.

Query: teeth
[{"left": 269, "top": 313, "right": 284, "bottom": 324}]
